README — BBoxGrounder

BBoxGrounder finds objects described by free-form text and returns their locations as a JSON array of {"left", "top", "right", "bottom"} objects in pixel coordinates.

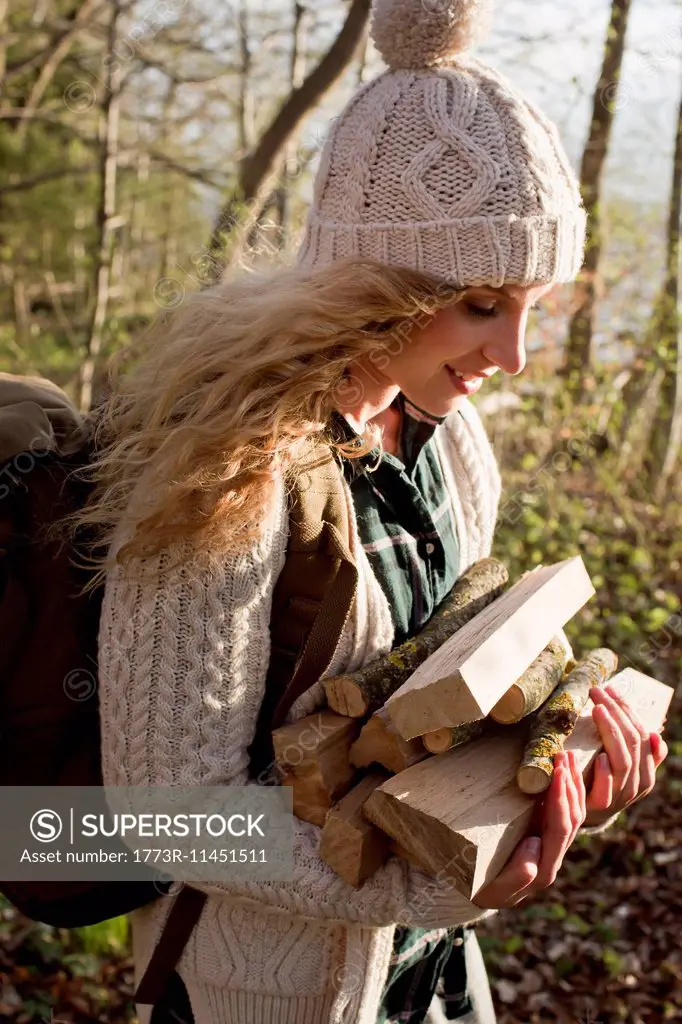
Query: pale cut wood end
[
  {"left": 422, "top": 728, "right": 452, "bottom": 753},
  {"left": 516, "top": 764, "right": 552, "bottom": 795},
  {"left": 490, "top": 685, "right": 525, "bottom": 724},
  {"left": 324, "top": 677, "right": 368, "bottom": 717}
]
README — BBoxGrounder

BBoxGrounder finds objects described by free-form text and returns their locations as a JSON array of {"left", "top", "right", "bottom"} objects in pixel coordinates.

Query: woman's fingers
[
  {"left": 532, "top": 755, "right": 574, "bottom": 888},
  {"left": 651, "top": 730, "right": 669, "bottom": 768},
  {"left": 586, "top": 751, "right": 614, "bottom": 812},
  {"left": 472, "top": 836, "right": 541, "bottom": 909},
  {"left": 569, "top": 750, "right": 587, "bottom": 824},
  {"left": 592, "top": 686, "right": 642, "bottom": 805},
  {"left": 561, "top": 751, "right": 584, "bottom": 836},
  {"left": 637, "top": 734, "right": 657, "bottom": 798},
  {"left": 590, "top": 701, "right": 633, "bottom": 799},
  {"left": 477, "top": 750, "right": 593, "bottom": 908},
  {"left": 636, "top": 731, "right": 668, "bottom": 801},
  {"left": 603, "top": 685, "right": 649, "bottom": 738}
]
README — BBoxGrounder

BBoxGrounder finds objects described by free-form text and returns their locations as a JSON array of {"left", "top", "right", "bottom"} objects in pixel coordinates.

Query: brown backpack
[{"left": 0, "top": 372, "right": 358, "bottom": 1006}]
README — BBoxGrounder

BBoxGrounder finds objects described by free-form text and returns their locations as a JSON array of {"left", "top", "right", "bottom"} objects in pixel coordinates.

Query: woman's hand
[
  {"left": 473, "top": 749, "right": 586, "bottom": 910},
  {"left": 583, "top": 683, "right": 668, "bottom": 828}
]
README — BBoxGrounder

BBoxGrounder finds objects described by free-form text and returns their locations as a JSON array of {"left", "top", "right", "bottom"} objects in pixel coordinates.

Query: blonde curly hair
[{"left": 71, "top": 257, "right": 462, "bottom": 585}]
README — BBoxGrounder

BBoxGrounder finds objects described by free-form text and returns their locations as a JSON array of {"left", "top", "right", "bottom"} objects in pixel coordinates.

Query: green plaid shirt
[{"left": 329, "top": 393, "right": 473, "bottom": 1023}]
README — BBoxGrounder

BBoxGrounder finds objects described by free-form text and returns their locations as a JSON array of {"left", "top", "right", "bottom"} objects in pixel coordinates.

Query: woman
[{"left": 84, "top": 1, "right": 668, "bottom": 1022}]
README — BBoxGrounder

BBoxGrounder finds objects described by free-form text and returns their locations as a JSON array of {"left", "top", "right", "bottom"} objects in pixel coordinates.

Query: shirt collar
[{"left": 328, "top": 392, "right": 447, "bottom": 479}]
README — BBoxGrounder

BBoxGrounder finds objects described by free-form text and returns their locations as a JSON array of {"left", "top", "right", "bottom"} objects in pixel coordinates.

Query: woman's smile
[{"left": 445, "top": 365, "right": 485, "bottom": 396}]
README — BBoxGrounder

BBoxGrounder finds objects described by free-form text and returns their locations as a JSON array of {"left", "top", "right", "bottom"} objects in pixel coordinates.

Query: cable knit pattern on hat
[
  {"left": 296, "top": 0, "right": 586, "bottom": 288},
  {"left": 98, "top": 400, "right": 500, "bottom": 1024}
]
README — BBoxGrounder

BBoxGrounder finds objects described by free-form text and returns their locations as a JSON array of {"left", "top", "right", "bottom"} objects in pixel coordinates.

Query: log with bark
[
  {"left": 324, "top": 558, "right": 509, "bottom": 717},
  {"left": 516, "top": 648, "right": 619, "bottom": 794},
  {"left": 489, "top": 631, "right": 575, "bottom": 725},
  {"left": 421, "top": 720, "right": 486, "bottom": 755},
  {"left": 349, "top": 706, "right": 428, "bottom": 773},
  {"left": 319, "top": 772, "right": 392, "bottom": 886},
  {"left": 363, "top": 669, "right": 672, "bottom": 899},
  {"left": 384, "top": 556, "right": 595, "bottom": 740}
]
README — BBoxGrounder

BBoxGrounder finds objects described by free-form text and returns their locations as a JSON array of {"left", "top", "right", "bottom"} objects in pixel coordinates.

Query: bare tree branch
[
  {"left": 3, "top": 0, "right": 107, "bottom": 85},
  {"left": 78, "top": 1, "right": 123, "bottom": 412},
  {"left": 15, "top": 0, "right": 103, "bottom": 146},
  {"left": 562, "top": 0, "right": 633, "bottom": 394},
  {"left": 207, "top": 0, "right": 371, "bottom": 279},
  {"left": 0, "top": 165, "right": 95, "bottom": 194}
]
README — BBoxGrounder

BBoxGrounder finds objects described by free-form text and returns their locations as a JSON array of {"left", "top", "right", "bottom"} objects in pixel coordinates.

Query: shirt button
[
  {"left": 425, "top": 542, "right": 435, "bottom": 554},
  {"left": 453, "top": 936, "right": 464, "bottom": 947}
]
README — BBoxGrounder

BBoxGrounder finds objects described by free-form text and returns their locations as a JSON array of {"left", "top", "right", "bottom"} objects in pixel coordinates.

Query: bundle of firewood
[{"left": 272, "top": 556, "right": 673, "bottom": 900}]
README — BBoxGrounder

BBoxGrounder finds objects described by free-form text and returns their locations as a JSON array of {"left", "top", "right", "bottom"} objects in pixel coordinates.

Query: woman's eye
[{"left": 466, "top": 302, "right": 498, "bottom": 318}]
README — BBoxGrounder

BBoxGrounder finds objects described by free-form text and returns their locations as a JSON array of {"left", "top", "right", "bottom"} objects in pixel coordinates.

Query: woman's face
[{"left": 359, "top": 281, "right": 554, "bottom": 418}]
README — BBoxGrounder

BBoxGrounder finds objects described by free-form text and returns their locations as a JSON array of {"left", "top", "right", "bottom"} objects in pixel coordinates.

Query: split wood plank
[
  {"left": 320, "top": 772, "right": 392, "bottom": 886},
  {"left": 349, "top": 706, "right": 428, "bottom": 773},
  {"left": 390, "top": 839, "right": 428, "bottom": 871},
  {"left": 273, "top": 710, "right": 362, "bottom": 825},
  {"left": 385, "top": 557, "right": 595, "bottom": 740},
  {"left": 365, "top": 669, "right": 672, "bottom": 899},
  {"left": 280, "top": 770, "right": 333, "bottom": 828}
]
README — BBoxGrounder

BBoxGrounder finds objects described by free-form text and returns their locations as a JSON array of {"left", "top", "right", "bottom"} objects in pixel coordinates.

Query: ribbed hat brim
[{"left": 296, "top": 209, "right": 587, "bottom": 288}]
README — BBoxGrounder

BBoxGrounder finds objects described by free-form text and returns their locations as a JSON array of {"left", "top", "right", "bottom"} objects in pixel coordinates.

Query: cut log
[
  {"left": 324, "top": 558, "right": 509, "bottom": 717},
  {"left": 517, "top": 648, "right": 619, "bottom": 794},
  {"left": 390, "top": 839, "right": 428, "bottom": 871},
  {"left": 364, "top": 669, "right": 673, "bottom": 899},
  {"left": 273, "top": 710, "right": 362, "bottom": 824},
  {"left": 489, "top": 633, "right": 573, "bottom": 725},
  {"left": 422, "top": 720, "right": 486, "bottom": 755},
  {"left": 384, "top": 557, "right": 595, "bottom": 740},
  {"left": 349, "top": 707, "right": 428, "bottom": 773},
  {"left": 280, "top": 770, "right": 332, "bottom": 827},
  {"left": 320, "top": 772, "right": 392, "bottom": 886},
  {"left": 273, "top": 709, "right": 360, "bottom": 789}
]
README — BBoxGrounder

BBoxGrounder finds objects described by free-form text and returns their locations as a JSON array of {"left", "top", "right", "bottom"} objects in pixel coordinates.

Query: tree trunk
[
  {"left": 650, "top": 75, "right": 682, "bottom": 498},
  {"left": 77, "top": 2, "right": 122, "bottom": 412},
  {"left": 0, "top": 0, "right": 9, "bottom": 89},
  {"left": 562, "top": 0, "right": 632, "bottom": 396},
  {"left": 620, "top": 73, "right": 682, "bottom": 490},
  {"left": 205, "top": 0, "right": 371, "bottom": 284},
  {"left": 246, "top": 0, "right": 308, "bottom": 257},
  {"left": 236, "top": 0, "right": 254, "bottom": 155},
  {"left": 15, "top": 0, "right": 101, "bottom": 147},
  {"left": 273, "top": 0, "right": 308, "bottom": 252}
]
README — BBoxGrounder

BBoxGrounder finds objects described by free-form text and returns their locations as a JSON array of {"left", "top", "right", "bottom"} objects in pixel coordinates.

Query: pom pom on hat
[{"left": 371, "top": 0, "right": 491, "bottom": 70}]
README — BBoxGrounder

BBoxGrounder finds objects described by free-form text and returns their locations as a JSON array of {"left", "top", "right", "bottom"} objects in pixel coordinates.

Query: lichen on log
[
  {"left": 517, "top": 648, "right": 619, "bottom": 794},
  {"left": 324, "top": 557, "right": 509, "bottom": 717}
]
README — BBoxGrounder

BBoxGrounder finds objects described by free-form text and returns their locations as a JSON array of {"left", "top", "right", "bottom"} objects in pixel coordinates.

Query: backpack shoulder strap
[
  {"left": 274, "top": 444, "right": 358, "bottom": 721},
  {"left": 248, "top": 442, "right": 358, "bottom": 777}
]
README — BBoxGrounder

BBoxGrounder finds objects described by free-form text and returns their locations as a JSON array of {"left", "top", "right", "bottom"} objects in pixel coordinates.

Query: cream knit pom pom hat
[{"left": 296, "top": 0, "right": 586, "bottom": 288}]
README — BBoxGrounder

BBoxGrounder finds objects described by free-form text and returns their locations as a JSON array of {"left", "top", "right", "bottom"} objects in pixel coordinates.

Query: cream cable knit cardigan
[{"left": 97, "top": 399, "right": 502, "bottom": 1024}]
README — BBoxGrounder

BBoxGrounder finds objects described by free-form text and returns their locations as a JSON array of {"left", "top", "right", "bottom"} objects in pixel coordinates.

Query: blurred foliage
[{"left": 478, "top": 370, "right": 682, "bottom": 689}]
